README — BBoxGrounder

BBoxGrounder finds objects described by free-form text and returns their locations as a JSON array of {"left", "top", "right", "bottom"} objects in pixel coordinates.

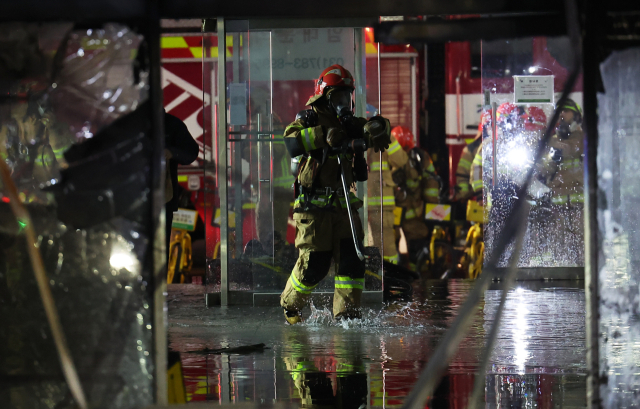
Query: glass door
[
  {"left": 480, "top": 36, "right": 584, "bottom": 269},
  {"left": 204, "top": 20, "right": 385, "bottom": 304}
]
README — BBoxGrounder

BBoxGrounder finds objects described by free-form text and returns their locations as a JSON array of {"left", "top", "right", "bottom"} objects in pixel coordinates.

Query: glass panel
[
  {"left": 481, "top": 37, "right": 584, "bottom": 268},
  {"left": 202, "top": 32, "right": 220, "bottom": 294},
  {"left": 598, "top": 48, "right": 640, "bottom": 408},
  {"left": 161, "top": 33, "right": 209, "bottom": 288},
  {"left": 364, "top": 32, "right": 385, "bottom": 291},
  {"left": 0, "top": 23, "right": 155, "bottom": 407},
  {"left": 201, "top": 25, "right": 384, "bottom": 295}
]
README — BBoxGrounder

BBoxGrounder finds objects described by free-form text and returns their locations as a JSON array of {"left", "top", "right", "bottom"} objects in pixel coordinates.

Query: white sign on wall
[
  {"left": 187, "top": 175, "right": 200, "bottom": 191},
  {"left": 248, "top": 29, "right": 355, "bottom": 82},
  {"left": 172, "top": 208, "right": 198, "bottom": 231},
  {"left": 514, "top": 75, "right": 555, "bottom": 104}
]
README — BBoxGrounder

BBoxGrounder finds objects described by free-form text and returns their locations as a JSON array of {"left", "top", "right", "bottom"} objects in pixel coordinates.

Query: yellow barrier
[{"left": 466, "top": 199, "right": 486, "bottom": 223}]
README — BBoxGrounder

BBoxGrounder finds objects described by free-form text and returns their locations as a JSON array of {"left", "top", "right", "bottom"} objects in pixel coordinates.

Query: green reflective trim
[
  {"left": 338, "top": 193, "right": 361, "bottom": 209},
  {"left": 458, "top": 158, "right": 471, "bottom": 170},
  {"left": 387, "top": 141, "right": 401, "bottom": 154},
  {"left": 285, "top": 123, "right": 304, "bottom": 136},
  {"left": 458, "top": 184, "right": 470, "bottom": 193},
  {"left": 290, "top": 274, "right": 317, "bottom": 294},
  {"left": 335, "top": 276, "right": 365, "bottom": 283},
  {"left": 384, "top": 254, "right": 399, "bottom": 264},
  {"left": 405, "top": 209, "right": 417, "bottom": 219},
  {"left": 369, "top": 196, "right": 395, "bottom": 206},
  {"left": 300, "top": 128, "right": 315, "bottom": 151},
  {"left": 471, "top": 180, "right": 484, "bottom": 190},
  {"left": 426, "top": 163, "right": 436, "bottom": 173},
  {"left": 274, "top": 177, "right": 294, "bottom": 188},
  {"left": 552, "top": 193, "right": 584, "bottom": 205},
  {"left": 425, "top": 188, "right": 439, "bottom": 195},
  {"left": 406, "top": 179, "right": 420, "bottom": 188},
  {"left": 335, "top": 276, "right": 365, "bottom": 289},
  {"left": 370, "top": 161, "right": 389, "bottom": 171},
  {"left": 473, "top": 154, "right": 483, "bottom": 165},
  {"left": 310, "top": 196, "right": 329, "bottom": 206}
]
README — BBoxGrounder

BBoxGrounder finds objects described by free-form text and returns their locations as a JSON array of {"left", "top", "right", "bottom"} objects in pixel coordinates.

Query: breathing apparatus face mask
[
  {"left": 327, "top": 88, "right": 354, "bottom": 122},
  {"left": 556, "top": 119, "right": 579, "bottom": 139}
]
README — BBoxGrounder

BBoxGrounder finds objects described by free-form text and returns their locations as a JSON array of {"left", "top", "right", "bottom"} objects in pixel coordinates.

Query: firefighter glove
[
  {"left": 326, "top": 127, "right": 347, "bottom": 147},
  {"left": 364, "top": 116, "right": 391, "bottom": 153}
]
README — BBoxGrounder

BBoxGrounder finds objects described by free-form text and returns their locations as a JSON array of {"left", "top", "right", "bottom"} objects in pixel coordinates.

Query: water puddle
[{"left": 169, "top": 280, "right": 586, "bottom": 407}]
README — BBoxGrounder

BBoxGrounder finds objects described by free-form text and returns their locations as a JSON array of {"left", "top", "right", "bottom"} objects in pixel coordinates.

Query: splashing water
[{"left": 301, "top": 301, "right": 433, "bottom": 332}]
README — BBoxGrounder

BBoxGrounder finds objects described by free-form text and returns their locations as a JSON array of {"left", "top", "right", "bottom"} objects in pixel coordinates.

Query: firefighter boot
[{"left": 283, "top": 308, "right": 303, "bottom": 325}]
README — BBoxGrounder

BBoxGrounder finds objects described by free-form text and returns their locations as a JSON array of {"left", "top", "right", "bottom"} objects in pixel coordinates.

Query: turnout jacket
[{"left": 284, "top": 99, "right": 388, "bottom": 210}]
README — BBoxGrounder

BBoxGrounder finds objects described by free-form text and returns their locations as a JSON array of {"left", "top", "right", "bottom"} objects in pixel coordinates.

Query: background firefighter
[
  {"left": 391, "top": 126, "right": 440, "bottom": 271},
  {"left": 453, "top": 111, "right": 491, "bottom": 202},
  {"left": 367, "top": 129, "right": 409, "bottom": 265},
  {"left": 535, "top": 99, "right": 584, "bottom": 265},
  {"left": 280, "top": 64, "right": 391, "bottom": 324}
]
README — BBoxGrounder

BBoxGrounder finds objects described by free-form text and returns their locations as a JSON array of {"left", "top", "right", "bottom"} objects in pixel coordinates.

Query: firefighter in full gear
[
  {"left": 368, "top": 128, "right": 409, "bottom": 265},
  {"left": 280, "top": 64, "right": 391, "bottom": 324},
  {"left": 391, "top": 126, "right": 440, "bottom": 271},
  {"left": 536, "top": 99, "right": 584, "bottom": 265},
  {"left": 453, "top": 111, "right": 491, "bottom": 201}
]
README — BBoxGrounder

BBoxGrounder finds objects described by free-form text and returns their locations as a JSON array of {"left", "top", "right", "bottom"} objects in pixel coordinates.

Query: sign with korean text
[
  {"left": 514, "top": 75, "right": 554, "bottom": 103},
  {"left": 172, "top": 208, "right": 198, "bottom": 231},
  {"left": 249, "top": 29, "right": 355, "bottom": 81}
]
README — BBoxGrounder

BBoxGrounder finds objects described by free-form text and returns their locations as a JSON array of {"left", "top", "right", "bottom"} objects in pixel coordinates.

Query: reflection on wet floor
[{"left": 167, "top": 280, "right": 586, "bottom": 408}]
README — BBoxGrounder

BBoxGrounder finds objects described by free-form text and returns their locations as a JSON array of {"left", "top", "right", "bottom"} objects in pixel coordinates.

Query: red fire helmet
[
  {"left": 521, "top": 106, "right": 547, "bottom": 131},
  {"left": 478, "top": 110, "right": 492, "bottom": 132},
  {"left": 496, "top": 102, "right": 519, "bottom": 126},
  {"left": 391, "top": 126, "right": 415, "bottom": 150},
  {"left": 307, "top": 64, "right": 355, "bottom": 105}
]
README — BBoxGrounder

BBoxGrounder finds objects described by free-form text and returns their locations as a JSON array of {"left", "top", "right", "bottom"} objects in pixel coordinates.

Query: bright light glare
[
  {"left": 528, "top": 66, "right": 536, "bottom": 73},
  {"left": 507, "top": 146, "right": 531, "bottom": 167},
  {"left": 110, "top": 250, "right": 139, "bottom": 272}
]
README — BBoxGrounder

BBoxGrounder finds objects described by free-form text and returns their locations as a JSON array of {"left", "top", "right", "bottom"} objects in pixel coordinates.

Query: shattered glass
[
  {"left": 0, "top": 23, "right": 156, "bottom": 408},
  {"left": 598, "top": 47, "right": 640, "bottom": 409},
  {"left": 481, "top": 36, "right": 585, "bottom": 268}
]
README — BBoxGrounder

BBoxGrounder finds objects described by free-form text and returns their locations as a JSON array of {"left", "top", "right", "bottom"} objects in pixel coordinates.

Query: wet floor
[{"left": 167, "top": 280, "right": 586, "bottom": 408}]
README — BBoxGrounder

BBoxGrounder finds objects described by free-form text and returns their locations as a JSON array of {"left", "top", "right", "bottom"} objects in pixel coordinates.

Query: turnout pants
[
  {"left": 369, "top": 206, "right": 398, "bottom": 263},
  {"left": 280, "top": 208, "right": 365, "bottom": 318}
]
